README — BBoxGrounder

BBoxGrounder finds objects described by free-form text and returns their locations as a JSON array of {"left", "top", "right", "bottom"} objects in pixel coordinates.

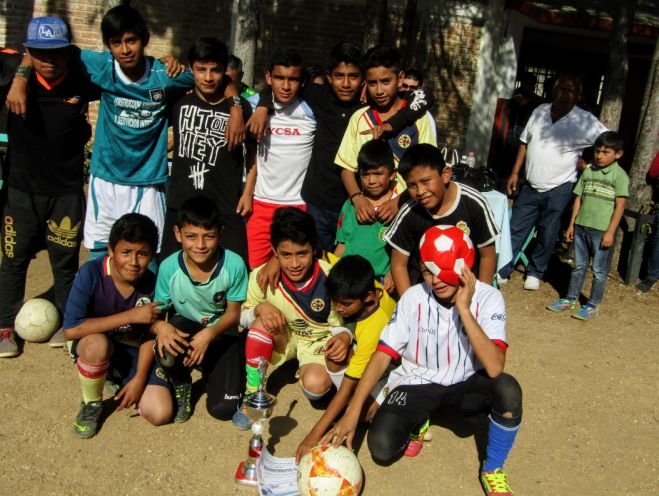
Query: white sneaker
[
  {"left": 496, "top": 273, "right": 509, "bottom": 285},
  {"left": 523, "top": 275, "right": 540, "bottom": 290}
]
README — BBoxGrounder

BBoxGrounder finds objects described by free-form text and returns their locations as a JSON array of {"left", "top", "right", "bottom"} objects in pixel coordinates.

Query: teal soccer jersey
[
  {"left": 80, "top": 50, "right": 193, "bottom": 186},
  {"left": 155, "top": 249, "right": 248, "bottom": 327}
]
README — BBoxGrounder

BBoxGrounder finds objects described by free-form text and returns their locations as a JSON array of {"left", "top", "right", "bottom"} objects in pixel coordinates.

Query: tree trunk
[
  {"left": 399, "top": 0, "right": 418, "bottom": 68},
  {"left": 232, "top": 0, "right": 261, "bottom": 86},
  {"left": 362, "top": 0, "right": 388, "bottom": 51},
  {"left": 599, "top": 0, "right": 639, "bottom": 130}
]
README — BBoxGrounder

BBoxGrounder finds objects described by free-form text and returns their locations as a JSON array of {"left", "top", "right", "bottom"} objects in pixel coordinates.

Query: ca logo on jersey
[
  {"left": 310, "top": 298, "right": 325, "bottom": 313},
  {"left": 149, "top": 88, "right": 165, "bottom": 102},
  {"left": 397, "top": 134, "right": 412, "bottom": 149}
]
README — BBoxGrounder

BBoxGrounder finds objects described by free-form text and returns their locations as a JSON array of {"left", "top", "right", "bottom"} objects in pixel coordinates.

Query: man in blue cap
[{"left": 0, "top": 16, "right": 99, "bottom": 358}]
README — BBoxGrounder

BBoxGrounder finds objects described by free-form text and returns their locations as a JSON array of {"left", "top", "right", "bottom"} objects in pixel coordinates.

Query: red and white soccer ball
[
  {"left": 297, "top": 445, "right": 363, "bottom": 496},
  {"left": 418, "top": 225, "right": 475, "bottom": 285},
  {"left": 15, "top": 298, "right": 60, "bottom": 343}
]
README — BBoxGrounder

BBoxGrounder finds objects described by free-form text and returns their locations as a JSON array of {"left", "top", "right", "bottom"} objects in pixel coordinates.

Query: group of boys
[{"left": 0, "top": 6, "right": 527, "bottom": 495}]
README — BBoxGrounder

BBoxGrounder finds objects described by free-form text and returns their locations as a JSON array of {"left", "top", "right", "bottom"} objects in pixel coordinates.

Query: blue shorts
[{"left": 69, "top": 339, "right": 169, "bottom": 389}]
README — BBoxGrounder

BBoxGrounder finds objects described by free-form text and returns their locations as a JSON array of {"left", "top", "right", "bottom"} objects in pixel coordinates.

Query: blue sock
[{"left": 482, "top": 417, "right": 520, "bottom": 472}]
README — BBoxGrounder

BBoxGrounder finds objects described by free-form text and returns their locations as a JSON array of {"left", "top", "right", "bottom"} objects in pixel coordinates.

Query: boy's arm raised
[{"left": 63, "top": 302, "right": 163, "bottom": 341}]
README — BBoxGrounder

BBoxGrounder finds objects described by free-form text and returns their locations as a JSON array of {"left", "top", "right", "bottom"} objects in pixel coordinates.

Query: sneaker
[
  {"left": 496, "top": 273, "right": 509, "bottom": 286},
  {"left": 404, "top": 418, "right": 430, "bottom": 457},
  {"left": 48, "top": 327, "right": 66, "bottom": 348},
  {"left": 0, "top": 328, "right": 19, "bottom": 358},
  {"left": 636, "top": 278, "right": 656, "bottom": 293},
  {"left": 73, "top": 401, "right": 103, "bottom": 439},
  {"left": 523, "top": 275, "right": 540, "bottom": 290},
  {"left": 546, "top": 298, "right": 577, "bottom": 312},
  {"left": 481, "top": 468, "right": 514, "bottom": 495},
  {"left": 173, "top": 382, "right": 192, "bottom": 423},
  {"left": 231, "top": 401, "right": 253, "bottom": 431},
  {"left": 572, "top": 304, "right": 598, "bottom": 320}
]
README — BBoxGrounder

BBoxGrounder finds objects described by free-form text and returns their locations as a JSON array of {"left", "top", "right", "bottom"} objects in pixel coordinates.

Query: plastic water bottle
[{"left": 466, "top": 152, "right": 476, "bottom": 168}]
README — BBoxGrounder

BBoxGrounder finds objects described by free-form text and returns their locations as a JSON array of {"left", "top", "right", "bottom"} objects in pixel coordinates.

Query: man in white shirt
[{"left": 499, "top": 74, "right": 607, "bottom": 289}]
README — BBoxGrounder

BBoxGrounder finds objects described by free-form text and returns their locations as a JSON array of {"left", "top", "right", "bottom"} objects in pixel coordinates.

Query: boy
[
  {"left": 335, "top": 140, "right": 397, "bottom": 292},
  {"left": 63, "top": 213, "right": 169, "bottom": 439},
  {"left": 295, "top": 255, "right": 395, "bottom": 462},
  {"left": 226, "top": 55, "right": 259, "bottom": 110},
  {"left": 385, "top": 144, "right": 499, "bottom": 294},
  {"left": 234, "top": 208, "right": 352, "bottom": 427},
  {"left": 0, "top": 17, "right": 98, "bottom": 357},
  {"left": 245, "top": 48, "right": 316, "bottom": 269},
  {"left": 162, "top": 37, "right": 255, "bottom": 265},
  {"left": 153, "top": 196, "right": 248, "bottom": 422},
  {"left": 249, "top": 42, "right": 433, "bottom": 252},
  {"left": 547, "top": 131, "right": 628, "bottom": 319},
  {"left": 325, "top": 226, "right": 523, "bottom": 496},
  {"left": 336, "top": 45, "right": 437, "bottom": 225}
]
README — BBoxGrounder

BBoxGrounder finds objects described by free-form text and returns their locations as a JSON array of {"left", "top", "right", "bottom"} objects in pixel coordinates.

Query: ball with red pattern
[{"left": 418, "top": 225, "right": 475, "bottom": 285}]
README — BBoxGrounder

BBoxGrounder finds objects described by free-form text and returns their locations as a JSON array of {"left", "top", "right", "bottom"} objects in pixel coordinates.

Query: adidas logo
[{"left": 47, "top": 216, "right": 81, "bottom": 248}]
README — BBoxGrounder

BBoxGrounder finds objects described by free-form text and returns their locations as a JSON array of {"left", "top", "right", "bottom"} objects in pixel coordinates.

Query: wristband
[
  {"left": 15, "top": 64, "right": 32, "bottom": 79},
  {"left": 350, "top": 191, "right": 363, "bottom": 204},
  {"left": 230, "top": 96, "right": 242, "bottom": 108}
]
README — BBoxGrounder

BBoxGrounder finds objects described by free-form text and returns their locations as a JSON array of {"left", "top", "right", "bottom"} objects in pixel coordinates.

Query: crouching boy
[
  {"left": 63, "top": 214, "right": 170, "bottom": 439},
  {"left": 325, "top": 226, "right": 523, "bottom": 496}
]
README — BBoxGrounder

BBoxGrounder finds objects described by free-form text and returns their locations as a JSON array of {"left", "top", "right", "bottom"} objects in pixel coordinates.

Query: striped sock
[{"left": 76, "top": 358, "right": 110, "bottom": 404}]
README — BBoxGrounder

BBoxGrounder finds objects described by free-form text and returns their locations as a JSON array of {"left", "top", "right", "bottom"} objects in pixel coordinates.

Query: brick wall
[{"left": 1, "top": 0, "right": 483, "bottom": 148}]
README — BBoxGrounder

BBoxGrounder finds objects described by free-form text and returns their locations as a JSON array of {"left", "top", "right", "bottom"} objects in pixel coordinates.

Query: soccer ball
[
  {"left": 418, "top": 225, "right": 475, "bottom": 285},
  {"left": 297, "top": 445, "right": 363, "bottom": 496},
  {"left": 14, "top": 298, "right": 60, "bottom": 342}
]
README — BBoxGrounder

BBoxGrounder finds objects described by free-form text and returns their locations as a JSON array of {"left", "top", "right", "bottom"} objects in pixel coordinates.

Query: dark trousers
[
  {"left": 306, "top": 202, "right": 340, "bottom": 253},
  {"left": 0, "top": 187, "right": 83, "bottom": 326},
  {"left": 155, "top": 314, "right": 246, "bottom": 421},
  {"left": 367, "top": 371, "right": 522, "bottom": 464}
]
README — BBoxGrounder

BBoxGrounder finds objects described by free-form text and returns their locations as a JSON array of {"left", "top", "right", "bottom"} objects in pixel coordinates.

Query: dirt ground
[{"left": 0, "top": 250, "right": 657, "bottom": 496}]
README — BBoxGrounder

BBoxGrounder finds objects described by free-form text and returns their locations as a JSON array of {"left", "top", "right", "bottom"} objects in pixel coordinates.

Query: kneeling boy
[
  {"left": 326, "top": 226, "right": 523, "bottom": 496},
  {"left": 153, "top": 197, "right": 248, "bottom": 423},
  {"left": 63, "top": 214, "right": 169, "bottom": 439},
  {"left": 235, "top": 208, "right": 351, "bottom": 427},
  {"left": 295, "top": 255, "right": 395, "bottom": 462}
]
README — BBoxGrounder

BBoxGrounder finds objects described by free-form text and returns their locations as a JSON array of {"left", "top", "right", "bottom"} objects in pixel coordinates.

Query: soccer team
[{"left": 0, "top": 5, "right": 634, "bottom": 495}]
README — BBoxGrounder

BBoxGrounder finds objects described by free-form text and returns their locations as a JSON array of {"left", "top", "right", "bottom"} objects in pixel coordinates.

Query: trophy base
[{"left": 235, "top": 461, "right": 259, "bottom": 486}]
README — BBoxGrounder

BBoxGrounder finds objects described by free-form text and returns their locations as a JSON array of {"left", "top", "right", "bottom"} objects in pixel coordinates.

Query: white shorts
[{"left": 84, "top": 175, "right": 166, "bottom": 251}]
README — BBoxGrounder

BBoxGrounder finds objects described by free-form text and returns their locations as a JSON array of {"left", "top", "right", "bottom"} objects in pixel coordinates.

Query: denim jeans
[
  {"left": 499, "top": 181, "right": 574, "bottom": 279},
  {"left": 646, "top": 211, "right": 659, "bottom": 281},
  {"left": 566, "top": 225, "right": 611, "bottom": 305}
]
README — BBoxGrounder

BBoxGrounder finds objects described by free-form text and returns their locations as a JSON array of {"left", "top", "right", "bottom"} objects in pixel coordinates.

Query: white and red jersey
[
  {"left": 254, "top": 97, "right": 316, "bottom": 205},
  {"left": 377, "top": 281, "right": 507, "bottom": 388}
]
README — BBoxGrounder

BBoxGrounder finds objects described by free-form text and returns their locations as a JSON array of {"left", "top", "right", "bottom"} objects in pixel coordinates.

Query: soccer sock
[
  {"left": 76, "top": 358, "right": 110, "bottom": 404},
  {"left": 245, "top": 327, "right": 274, "bottom": 393},
  {"left": 482, "top": 416, "right": 521, "bottom": 472}
]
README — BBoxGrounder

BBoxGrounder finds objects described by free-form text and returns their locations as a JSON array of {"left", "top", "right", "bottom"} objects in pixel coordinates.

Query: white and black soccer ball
[
  {"left": 419, "top": 225, "right": 475, "bottom": 285},
  {"left": 297, "top": 445, "right": 363, "bottom": 496},
  {"left": 14, "top": 298, "right": 60, "bottom": 342}
]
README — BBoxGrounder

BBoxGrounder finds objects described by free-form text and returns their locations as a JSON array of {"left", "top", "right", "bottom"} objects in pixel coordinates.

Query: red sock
[{"left": 245, "top": 327, "right": 274, "bottom": 391}]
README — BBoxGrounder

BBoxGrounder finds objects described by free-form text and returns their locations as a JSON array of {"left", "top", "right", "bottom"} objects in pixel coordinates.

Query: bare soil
[{"left": 1, "top": 250, "right": 657, "bottom": 495}]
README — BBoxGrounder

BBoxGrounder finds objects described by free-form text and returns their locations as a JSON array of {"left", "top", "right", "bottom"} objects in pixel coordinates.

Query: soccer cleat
[
  {"left": 404, "top": 418, "right": 430, "bottom": 457},
  {"left": 636, "top": 278, "right": 656, "bottom": 293},
  {"left": 48, "top": 327, "right": 67, "bottom": 348},
  {"left": 173, "top": 382, "right": 192, "bottom": 423},
  {"left": 523, "top": 275, "right": 540, "bottom": 290},
  {"left": 481, "top": 468, "right": 514, "bottom": 495},
  {"left": 231, "top": 401, "right": 253, "bottom": 431},
  {"left": 73, "top": 401, "right": 103, "bottom": 439},
  {"left": 546, "top": 298, "right": 577, "bottom": 312},
  {"left": 572, "top": 304, "right": 598, "bottom": 320},
  {"left": 0, "top": 328, "right": 19, "bottom": 358}
]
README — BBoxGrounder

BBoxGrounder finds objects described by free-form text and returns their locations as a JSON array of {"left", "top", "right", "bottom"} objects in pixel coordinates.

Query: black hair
[
  {"left": 404, "top": 67, "right": 423, "bottom": 86},
  {"left": 269, "top": 47, "right": 303, "bottom": 72},
  {"left": 108, "top": 213, "right": 158, "bottom": 251},
  {"left": 594, "top": 131, "right": 624, "bottom": 152},
  {"left": 358, "top": 140, "right": 395, "bottom": 173},
  {"left": 101, "top": 4, "right": 150, "bottom": 46},
  {"left": 176, "top": 196, "right": 223, "bottom": 231},
  {"left": 326, "top": 255, "right": 375, "bottom": 301},
  {"left": 270, "top": 207, "right": 318, "bottom": 250},
  {"left": 188, "top": 37, "right": 228, "bottom": 68},
  {"left": 327, "top": 41, "right": 363, "bottom": 72},
  {"left": 363, "top": 45, "right": 401, "bottom": 73},
  {"left": 398, "top": 143, "right": 447, "bottom": 180},
  {"left": 303, "top": 65, "right": 324, "bottom": 86},
  {"left": 227, "top": 55, "right": 243, "bottom": 71},
  {"left": 553, "top": 73, "right": 583, "bottom": 96}
]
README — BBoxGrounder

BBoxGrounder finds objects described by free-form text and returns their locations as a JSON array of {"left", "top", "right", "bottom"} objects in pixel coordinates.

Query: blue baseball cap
[{"left": 24, "top": 17, "right": 71, "bottom": 50}]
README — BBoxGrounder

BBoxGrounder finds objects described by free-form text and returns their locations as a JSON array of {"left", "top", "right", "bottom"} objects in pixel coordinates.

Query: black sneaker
[
  {"left": 73, "top": 401, "right": 103, "bottom": 439},
  {"left": 173, "top": 382, "right": 192, "bottom": 423},
  {"left": 636, "top": 279, "right": 656, "bottom": 293}
]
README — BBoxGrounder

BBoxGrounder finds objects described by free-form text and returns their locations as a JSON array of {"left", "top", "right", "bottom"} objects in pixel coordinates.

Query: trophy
[{"left": 235, "top": 357, "right": 276, "bottom": 486}]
